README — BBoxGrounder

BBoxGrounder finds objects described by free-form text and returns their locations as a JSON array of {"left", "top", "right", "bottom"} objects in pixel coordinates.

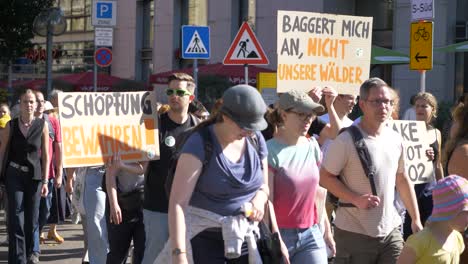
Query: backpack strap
[
  {"left": 337, "top": 125, "right": 377, "bottom": 207},
  {"left": 198, "top": 126, "right": 214, "bottom": 175}
]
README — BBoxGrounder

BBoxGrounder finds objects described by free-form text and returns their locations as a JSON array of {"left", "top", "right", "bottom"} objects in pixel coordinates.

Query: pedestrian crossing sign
[
  {"left": 182, "top": 26, "right": 210, "bottom": 59},
  {"left": 223, "top": 22, "right": 269, "bottom": 65}
]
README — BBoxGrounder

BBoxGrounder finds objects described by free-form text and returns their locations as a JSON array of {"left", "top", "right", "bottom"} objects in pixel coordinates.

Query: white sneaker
[{"left": 72, "top": 212, "right": 81, "bottom": 224}]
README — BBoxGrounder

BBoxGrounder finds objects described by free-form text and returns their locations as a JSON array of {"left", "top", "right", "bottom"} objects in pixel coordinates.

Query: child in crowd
[{"left": 397, "top": 175, "right": 468, "bottom": 264}]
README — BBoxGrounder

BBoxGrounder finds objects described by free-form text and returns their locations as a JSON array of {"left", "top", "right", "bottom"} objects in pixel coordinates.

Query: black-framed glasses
[
  {"left": 166, "top": 89, "right": 192, "bottom": 97},
  {"left": 287, "top": 110, "right": 316, "bottom": 121},
  {"left": 365, "top": 99, "right": 394, "bottom": 107}
]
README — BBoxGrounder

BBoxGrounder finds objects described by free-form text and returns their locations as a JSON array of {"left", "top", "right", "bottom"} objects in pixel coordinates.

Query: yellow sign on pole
[{"left": 410, "top": 21, "right": 433, "bottom": 70}]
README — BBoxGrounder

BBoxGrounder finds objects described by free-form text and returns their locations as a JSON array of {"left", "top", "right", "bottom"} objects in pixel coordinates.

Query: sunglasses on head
[{"left": 166, "top": 89, "right": 192, "bottom": 97}]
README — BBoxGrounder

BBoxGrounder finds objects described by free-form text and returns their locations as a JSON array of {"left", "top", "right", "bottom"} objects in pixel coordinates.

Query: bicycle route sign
[
  {"left": 95, "top": 47, "right": 112, "bottom": 67},
  {"left": 410, "top": 21, "right": 433, "bottom": 70},
  {"left": 181, "top": 26, "right": 210, "bottom": 59}
]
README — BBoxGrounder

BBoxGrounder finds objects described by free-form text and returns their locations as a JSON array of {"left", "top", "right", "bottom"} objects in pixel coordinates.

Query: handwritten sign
[
  {"left": 388, "top": 120, "right": 434, "bottom": 184},
  {"left": 58, "top": 91, "right": 160, "bottom": 167},
  {"left": 277, "top": 11, "right": 373, "bottom": 95}
]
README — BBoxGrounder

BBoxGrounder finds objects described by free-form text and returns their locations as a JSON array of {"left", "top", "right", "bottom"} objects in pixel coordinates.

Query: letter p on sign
[{"left": 97, "top": 3, "right": 112, "bottom": 18}]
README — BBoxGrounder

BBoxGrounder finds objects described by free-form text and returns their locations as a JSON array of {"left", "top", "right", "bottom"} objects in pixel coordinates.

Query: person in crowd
[
  {"left": 320, "top": 77, "right": 423, "bottom": 264},
  {"left": 403, "top": 92, "right": 444, "bottom": 240},
  {"left": 0, "top": 89, "right": 49, "bottom": 264},
  {"left": 390, "top": 89, "right": 401, "bottom": 120},
  {"left": 49, "top": 89, "right": 62, "bottom": 110},
  {"left": 0, "top": 102, "right": 10, "bottom": 246},
  {"left": 71, "top": 165, "right": 109, "bottom": 264},
  {"left": 0, "top": 103, "right": 11, "bottom": 128},
  {"left": 32, "top": 92, "right": 64, "bottom": 261},
  {"left": 47, "top": 89, "right": 69, "bottom": 237},
  {"left": 443, "top": 99, "right": 468, "bottom": 264},
  {"left": 397, "top": 175, "right": 467, "bottom": 264},
  {"left": 306, "top": 87, "right": 342, "bottom": 142},
  {"left": 316, "top": 92, "right": 355, "bottom": 151},
  {"left": 142, "top": 73, "right": 200, "bottom": 264},
  {"left": 403, "top": 94, "right": 417, "bottom": 120},
  {"left": 105, "top": 153, "right": 147, "bottom": 264},
  {"left": 189, "top": 99, "right": 210, "bottom": 120},
  {"left": 443, "top": 99, "right": 468, "bottom": 179},
  {"left": 167, "top": 84, "right": 288, "bottom": 263},
  {"left": 266, "top": 90, "right": 335, "bottom": 263}
]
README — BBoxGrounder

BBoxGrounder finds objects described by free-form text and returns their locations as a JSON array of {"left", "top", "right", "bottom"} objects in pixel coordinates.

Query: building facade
[{"left": 11, "top": 0, "right": 468, "bottom": 108}]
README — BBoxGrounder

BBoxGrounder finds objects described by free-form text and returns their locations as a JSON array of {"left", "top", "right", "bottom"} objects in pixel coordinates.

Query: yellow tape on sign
[{"left": 410, "top": 21, "right": 433, "bottom": 70}]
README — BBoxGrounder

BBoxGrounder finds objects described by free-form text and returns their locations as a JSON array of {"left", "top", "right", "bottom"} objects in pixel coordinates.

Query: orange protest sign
[
  {"left": 277, "top": 11, "right": 373, "bottom": 95},
  {"left": 58, "top": 91, "right": 160, "bottom": 167}
]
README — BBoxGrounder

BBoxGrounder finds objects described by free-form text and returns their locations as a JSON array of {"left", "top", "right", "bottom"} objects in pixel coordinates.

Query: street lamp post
[{"left": 32, "top": 7, "right": 66, "bottom": 98}]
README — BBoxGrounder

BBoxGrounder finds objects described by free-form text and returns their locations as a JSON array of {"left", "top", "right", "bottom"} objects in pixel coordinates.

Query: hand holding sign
[
  {"left": 322, "top": 86, "right": 338, "bottom": 107},
  {"left": 388, "top": 120, "right": 434, "bottom": 184}
]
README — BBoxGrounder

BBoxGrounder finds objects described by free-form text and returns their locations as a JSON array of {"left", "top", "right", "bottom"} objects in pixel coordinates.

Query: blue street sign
[
  {"left": 92, "top": 0, "right": 116, "bottom": 27},
  {"left": 97, "top": 3, "right": 112, "bottom": 18},
  {"left": 182, "top": 26, "right": 210, "bottom": 59}
]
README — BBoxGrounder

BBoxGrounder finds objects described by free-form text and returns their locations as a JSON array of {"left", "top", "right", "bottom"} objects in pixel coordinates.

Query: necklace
[{"left": 20, "top": 116, "right": 34, "bottom": 127}]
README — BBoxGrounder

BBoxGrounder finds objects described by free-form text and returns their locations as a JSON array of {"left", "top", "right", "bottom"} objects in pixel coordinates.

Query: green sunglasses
[{"left": 166, "top": 89, "right": 192, "bottom": 97}]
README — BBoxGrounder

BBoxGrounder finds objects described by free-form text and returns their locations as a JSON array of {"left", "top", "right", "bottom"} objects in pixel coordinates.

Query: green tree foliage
[{"left": 0, "top": 0, "right": 54, "bottom": 63}]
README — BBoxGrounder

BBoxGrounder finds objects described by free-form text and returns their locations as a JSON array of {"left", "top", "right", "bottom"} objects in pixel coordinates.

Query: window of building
[{"left": 58, "top": 0, "right": 93, "bottom": 33}]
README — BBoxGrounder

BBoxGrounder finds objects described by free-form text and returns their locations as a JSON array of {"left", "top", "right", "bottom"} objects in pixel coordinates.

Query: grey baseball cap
[
  {"left": 279, "top": 90, "right": 325, "bottom": 113},
  {"left": 220, "top": 84, "right": 268, "bottom": 131}
]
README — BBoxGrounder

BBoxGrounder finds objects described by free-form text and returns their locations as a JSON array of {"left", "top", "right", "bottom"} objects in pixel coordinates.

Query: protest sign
[
  {"left": 388, "top": 120, "right": 434, "bottom": 184},
  {"left": 277, "top": 11, "right": 373, "bottom": 95},
  {"left": 58, "top": 91, "right": 160, "bottom": 168}
]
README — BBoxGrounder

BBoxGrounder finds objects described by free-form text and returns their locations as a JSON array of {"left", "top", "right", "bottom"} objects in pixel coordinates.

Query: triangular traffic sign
[
  {"left": 223, "top": 22, "right": 269, "bottom": 65},
  {"left": 184, "top": 30, "right": 208, "bottom": 54}
]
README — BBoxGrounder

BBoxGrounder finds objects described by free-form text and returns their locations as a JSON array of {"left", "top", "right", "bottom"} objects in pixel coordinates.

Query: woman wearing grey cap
[
  {"left": 266, "top": 90, "right": 335, "bottom": 264},
  {"left": 167, "top": 85, "right": 288, "bottom": 263}
]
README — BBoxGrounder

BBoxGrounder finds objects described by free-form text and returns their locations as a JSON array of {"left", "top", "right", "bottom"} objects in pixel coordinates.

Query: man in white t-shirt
[{"left": 320, "top": 77, "right": 422, "bottom": 264}]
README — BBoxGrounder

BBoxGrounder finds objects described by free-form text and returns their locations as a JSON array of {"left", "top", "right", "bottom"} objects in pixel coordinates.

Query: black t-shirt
[
  {"left": 307, "top": 118, "right": 327, "bottom": 137},
  {"left": 143, "top": 112, "right": 196, "bottom": 213}
]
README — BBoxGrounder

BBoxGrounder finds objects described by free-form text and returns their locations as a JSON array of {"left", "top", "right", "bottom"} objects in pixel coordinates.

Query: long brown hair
[{"left": 442, "top": 102, "right": 468, "bottom": 166}]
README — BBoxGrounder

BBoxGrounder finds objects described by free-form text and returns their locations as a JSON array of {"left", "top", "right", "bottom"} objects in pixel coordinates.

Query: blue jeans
[
  {"left": 279, "top": 224, "right": 327, "bottom": 264},
  {"left": 83, "top": 167, "right": 109, "bottom": 264},
  {"left": 141, "top": 209, "right": 168, "bottom": 264},
  {"left": 33, "top": 178, "right": 54, "bottom": 253}
]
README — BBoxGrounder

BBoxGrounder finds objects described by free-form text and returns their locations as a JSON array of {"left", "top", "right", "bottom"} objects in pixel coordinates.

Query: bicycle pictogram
[{"left": 413, "top": 27, "right": 430, "bottom": 41}]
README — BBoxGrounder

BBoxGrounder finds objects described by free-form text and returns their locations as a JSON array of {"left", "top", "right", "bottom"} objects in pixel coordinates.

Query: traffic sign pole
[
  {"left": 244, "top": 64, "right": 248, "bottom": 85},
  {"left": 420, "top": 70, "right": 426, "bottom": 92},
  {"left": 94, "top": 30, "right": 97, "bottom": 92},
  {"left": 193, "top": 59, "right": 198, "bottom": 98}
]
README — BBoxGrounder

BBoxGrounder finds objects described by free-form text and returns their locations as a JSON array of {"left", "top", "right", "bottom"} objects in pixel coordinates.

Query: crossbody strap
[{"left": 338, "top": 125, "right": 377, "bottom": 207}]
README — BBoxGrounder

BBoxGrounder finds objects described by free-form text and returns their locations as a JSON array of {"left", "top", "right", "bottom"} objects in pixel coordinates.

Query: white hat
[{"left": 44, "top": 101, "right": 54, "bottom": 111}]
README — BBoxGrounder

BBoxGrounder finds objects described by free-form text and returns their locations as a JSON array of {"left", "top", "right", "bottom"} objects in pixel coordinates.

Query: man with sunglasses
[
  {"left": 142, "top": 73, "right": 200, "bottom": 264},
  {"left": 320, "top": 77, "right": 422, "bottom": 264}
]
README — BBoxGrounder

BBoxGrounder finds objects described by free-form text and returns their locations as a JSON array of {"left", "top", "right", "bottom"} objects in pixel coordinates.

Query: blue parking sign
[
  {"left": 97, "top": 3, "right": 112, "bottom": 18},
  {"left": 92, "top": 0, "right": 116, "bottom": 27},
  {"left": 182, "top": 26, "right": 210, "bottom": 59}
]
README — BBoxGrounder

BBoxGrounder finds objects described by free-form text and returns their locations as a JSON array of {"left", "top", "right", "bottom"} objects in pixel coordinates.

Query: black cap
[{"left": 220, "top": 85, "right": 268, "bottom": 131}]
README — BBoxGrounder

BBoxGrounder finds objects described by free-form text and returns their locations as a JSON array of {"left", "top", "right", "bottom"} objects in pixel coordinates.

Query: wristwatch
[
  {"left": 172, "top": 248, "right": 186, "bottom": 256},
  {"left": 41, "top": 179, "right": 49, "bottom": 185}
]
